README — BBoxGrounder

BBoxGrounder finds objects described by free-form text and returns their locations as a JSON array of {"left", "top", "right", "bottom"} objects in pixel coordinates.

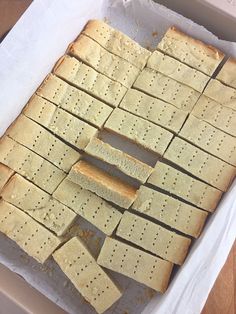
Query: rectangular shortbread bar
[{"left": 0, "top": 164, "right": 14, "bottom": 191}]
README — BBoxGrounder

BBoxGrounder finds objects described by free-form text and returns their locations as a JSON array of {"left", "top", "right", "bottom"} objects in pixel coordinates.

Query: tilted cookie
[
  {"left": 0, "top": 163, "right": 14, "bottom": 191},
  {"left": 68, "top": 160, "right": 137, "bottom": 209},
  {"left": 53, "top": 237, "right": 122, "bottom": 314},
  {"left": 85, "top": 137, "right": 154, "bottom": 183},
  {"left": 216, "top": 57, "right": 236, "bottom": 89}
]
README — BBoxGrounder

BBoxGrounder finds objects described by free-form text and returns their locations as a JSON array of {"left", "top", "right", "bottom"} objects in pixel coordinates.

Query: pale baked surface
[
  {"left": 164, "top": 137, "right": 236, "bottom": 192},
  {"left": 191, "top": 95, "right": 236, "bottom": 137},
  {"left": 133, "top": 67, "right": 200, "bottom": 111},
  {"left": 179, "top": 115, "right": 236, "bottom": 166},
  {"left": 119, "top": 89, "right": 188, "bottom": 133},
  {"left": 157, "top": 26, "right": 224, "bottom": 75},
  {"left": 216, "top": 57, "right": 236, "bottom": 89},
  {"left": 69, "top": 34, "right": 140, "bottom": 88},
  {"left": 53, "top": 237, "right": 122, "bottom": 314},
  {"left": 37, "top": 74, "right": 113, "bottom": 128},
  {"left": 53, "top": 56, "right": 127, "bottom": 107},
  {"left": 104, "top": 108, "right": 174, "bottom": 155},
  {"left": 0, "top": 163, "right": 14, "bottom": 191},
  {"left": 1, "top": 174, "right": 76, "bottom": 236},
  {"left": 97, "top": 237, "right": 173, "bottom": 292},
  {"left": 132, "top": 185, "right": 208, "bottom": 238},
  {"left": 0, "top": 200, "right": 61, "bottom": 263},
  {"left": 147, "top": 50, "right": 210, "bottom": 92},
  {"left": 0, "top": 136, "right": 66, "bottom": 194},
  {"left": 148, "top": 162, "right": 222, "bottom": 212},
  {"left": 53, "top": 178, "right": 122, "bottom": 236},
  {"left": 204, "top": 79, "right": 236, "bottom": 111},
  {"left": 6, "top": 114, "right": 81, "bottom": 172},
  {"left": 82, "top": 20, "right": 151, "bottom": 69},
  {"left": 85, "top": 137, "right": 154, "bottom": 183},
  {"left": 116, "top": 211, "right": 191, "bottom": 265},
  {"left": 68, "top": 160, "right": 137, "bottom": 209}
]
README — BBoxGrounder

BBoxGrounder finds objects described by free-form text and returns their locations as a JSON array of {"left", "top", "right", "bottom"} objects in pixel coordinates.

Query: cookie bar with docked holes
[
  {"left": 119, "top": 89, "right": 188, "bottom": 133},
  {"left": 97, "top": 237, "right": 173, "bottom": 293},
  {"left": 148, "top": 162, "right": 223, "bottom": 212},
  {"left": 53, "top": 55, "right": 127, "bottom": 108},
  {"left": 1, "top": 174, "right": 76, "bottom": 236},
  {"left": 133, "top": 67, "right": 200, "bottom": 112},
  {"left": 157, "top": 26, "right": 224, "bottom": 76},
  {"left": 0, "top": 136, "right": 66, "bottom": 194},
  {"left": 191, "top": 95, "right": 236, "bottom": 137},
  {"left": 104, "top": 108, "right": 174, "bottom": 155},
  {"left": 85, "top": 137, "right": 154, "bottom": 183},
  {"left": 6, "top": 114, "right": 81, "bottom": 172},
  {"left": 68, "top": 160, "right": 137, "bottom": 209},
  {"left": 23, "top": 95, "right": 98, "bottom": 150},
  {"left": 204, "top": 79, "right": 236, "bottom": 111},
  {"left": 69, "top": 34, "right": 140, "bottom": 88},
  {"left": 132, "top": 185, "right": 208, "bottom": 238},
  {"left": 53, "top": 237, "right": 122, "bottom": 314},
  {"left": 53, "top": 178, "right": 122, "bottom": 236},
  {"left": 0, "top": 200, "right": 61, "bottom": 263},
  {"left": 37, "top": 74, "right": 113, "bottom": 128},
  {"left": 216, "top": 57, "right": 236, "bottom": 89},
  {"left": 82, "top": 20, "right": 151, "bottom": 70},
  {"left": 179, "top": 115, "right": 236, "bottom": 166},
  {"left": 116, "top": 211, "right": 191, "bottom": 265},
  {"left": 147, "top": 50, "right": 210, "bottom": 92},
  {"left": 0, "top": 164, "right": 14, "bottom": 191},
  {"left": 164, "top": 137, "right": 236, "bottom": 192}
]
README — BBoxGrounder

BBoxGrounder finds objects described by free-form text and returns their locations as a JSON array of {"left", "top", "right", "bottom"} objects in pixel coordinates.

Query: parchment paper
[{"left": 0, "top": 1, "right": 236, "bottom": 313}]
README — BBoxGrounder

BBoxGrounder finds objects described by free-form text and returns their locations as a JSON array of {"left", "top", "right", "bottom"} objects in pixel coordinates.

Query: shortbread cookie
[
  {"left": 147, "top": 50, "right": 209, "bottom": 92},
  {"left": 164, "top": 137, "right": 236, "bottom": 191},
  {"left": 0, "top": 136, "right": 66, "bottom": 194},
  {"left": 116, "top": 211, "right": 191, "bottom": 265},
  {"left": 53, "top": 237, "right": 122, "bottom": 314},
  {"left": 132, "top": 186, "right": 208, "bottom": 237},
  {"left": 82, "top": 20, "right": 151, "bottom": 69},
  {"left": 148, "top": 162, "right": 222, "bottom": 212},
  {"left": 119, "top": 89, "right": 187, "bottom": 133},
  {"left": 85, "top": 138, "right": 154, "bottom": 183},
  {"left": 53, "top": 178, "right": 122, "bottom": 236},
  {"left": 216, "top": 57, "right": 236, "bottom": 89},
  {"left": 179, "top": 115, "right": 236, "bottom": 166},
  {"left": 157, "top": 26, "right": 224, "bottom": 75},
  {"left": 69, "top": 34, "right": 140, "bottom": 88},
  {"left": 97, "top": 237, "right": 173, "bottom": 292},
  {"left": 68, "top": 161, "right": 137, "bottom": 209},
  {"left": 0, "top": 200, "right": 61, "bottom": 263},
  {"left": 104, "top": 108, "right": 173, "bottom": 155},
  {"left": 192, "top": 95, "right": 236, "bottom": 137},
  {"left": 6, "top": 114, "right": 80, "bottom": 172},
  {"left": 37, "top": 74, "right": 113, "bottom": 128},
  {"left": 53, "top": 56, "right": 127, "bottom": 107},
  {"left": 1, "top": 174, "right": 76, "bottom": 236},
  {"left": 204, "top": 79, "right": 236, "bottom": 111},
  {"left": 133, "top": 68, "right": 200, "bottom": 111},
  {"left": 0, "top": 164, "right": 14, "bottom": 191}
]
